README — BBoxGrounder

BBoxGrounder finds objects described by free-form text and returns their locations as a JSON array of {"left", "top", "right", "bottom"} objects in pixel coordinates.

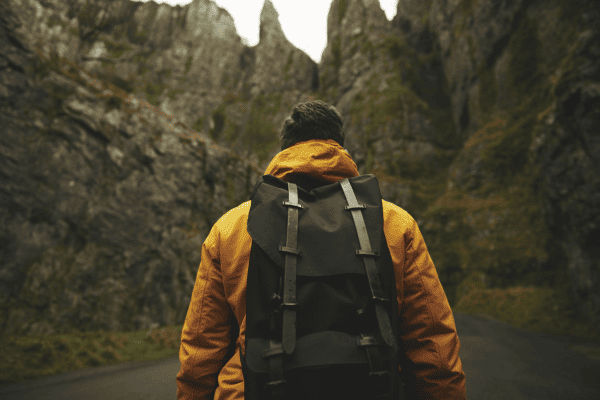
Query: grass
[
  {"left": 0, "top": 324, "right": 184, "bottom": 388},
  {"left": 3, "top": 272, "right": 600, "bottom": 390},
  {"left": 453, "top": 277, "right": 600, "bottom": 360}
]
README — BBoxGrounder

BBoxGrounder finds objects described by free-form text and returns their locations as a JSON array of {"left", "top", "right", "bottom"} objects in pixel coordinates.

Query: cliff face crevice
[{"left": 1, "top": 0, "right": 599, "bottom": 337}]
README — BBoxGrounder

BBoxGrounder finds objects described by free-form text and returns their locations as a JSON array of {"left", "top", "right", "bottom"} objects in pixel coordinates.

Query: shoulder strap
[
  {"left": 339, "top": 179, "right": 394, "bottom": 347},
  {"left": 279, "top": 182, "right": 302, "bottom": 355},
  {"left": 263, "top": 182, "right": 302, "bottom": 400}
]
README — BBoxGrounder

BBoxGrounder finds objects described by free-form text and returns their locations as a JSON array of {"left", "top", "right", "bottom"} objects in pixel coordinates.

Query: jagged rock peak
[
  {"left": 259, "top": 0, "right": 286, "bottom": 44},
  {"left": 185, "top": 0, "right": 239, "bottom": 40},
  {"left": 326, "top": 0, "right": 388, "bottom": 42}
]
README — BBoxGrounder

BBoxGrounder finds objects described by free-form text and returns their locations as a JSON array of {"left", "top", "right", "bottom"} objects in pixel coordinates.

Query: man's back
[{"left": 177, "top": 139, "right": 466, "bottom": 400}]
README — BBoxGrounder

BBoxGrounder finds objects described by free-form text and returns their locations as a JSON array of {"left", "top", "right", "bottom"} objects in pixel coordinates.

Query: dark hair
[{"left": 279, "top": 100, "right": 345, "bottom": 151}]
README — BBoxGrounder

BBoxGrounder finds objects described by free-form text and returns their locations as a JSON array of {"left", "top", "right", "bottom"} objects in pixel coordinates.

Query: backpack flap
[{"left": 247, "top": 174, "right": 387, "bottom": 277}]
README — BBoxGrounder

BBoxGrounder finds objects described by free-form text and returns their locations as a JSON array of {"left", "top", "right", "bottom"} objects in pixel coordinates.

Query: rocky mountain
[{"left": 0, "top": 0, "right": 598, "bottom": 337}]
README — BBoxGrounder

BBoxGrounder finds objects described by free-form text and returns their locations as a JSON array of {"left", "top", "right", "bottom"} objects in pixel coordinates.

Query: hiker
[{"left": 176, "top": 100, "right": 467, "bottom": 400}]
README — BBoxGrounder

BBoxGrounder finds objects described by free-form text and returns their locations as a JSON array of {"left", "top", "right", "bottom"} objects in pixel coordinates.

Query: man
[{"left": 176, "top": 100, "right": 467, "bottom": 399}]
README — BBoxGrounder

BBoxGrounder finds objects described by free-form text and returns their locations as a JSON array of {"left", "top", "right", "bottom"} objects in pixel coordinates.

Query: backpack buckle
[
  {"left": 372, "top": 295, "right": 390, "bottom": 305},
  {"left": 357, "top": 333, "right": 379, "bottom": 347},
  {"left": 270, "top": 293, "right": 282, "bottom": 310},
  {"left": 265, "top": 379, "right": 287, "bottom": 387},
  {"left": 280, "top": 301, "right": 297, "bottom": 309},
  {"left": 264, "top": 379, "right": 287, "bottom": 400}
]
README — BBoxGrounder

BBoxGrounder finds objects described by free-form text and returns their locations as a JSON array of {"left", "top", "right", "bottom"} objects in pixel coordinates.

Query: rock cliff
[
  {"left": 0, "top": 0, "right": 267, "bottom": 335},
  {"left": 388, "top": 0, "right": 600, "bottom": 322},
  {"left": 1, "top": 0, "right": 599, "bottom": 336}
]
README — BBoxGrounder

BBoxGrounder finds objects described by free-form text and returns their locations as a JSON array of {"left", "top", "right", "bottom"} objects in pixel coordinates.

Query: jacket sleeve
[
  {"left": 399, "top": 218, "right": 467, "bottom": 399},
  {"left": 177, "top": 225, "right": 236, "bottom": 400}
]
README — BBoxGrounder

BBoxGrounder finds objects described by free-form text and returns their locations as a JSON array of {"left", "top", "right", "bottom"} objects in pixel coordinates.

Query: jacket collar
[{"left": 263, "top": 139, "right": 360, "bottom": 192}]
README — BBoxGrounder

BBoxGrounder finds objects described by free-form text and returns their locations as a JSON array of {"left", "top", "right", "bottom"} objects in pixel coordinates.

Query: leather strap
[
  {"left": 340, "top": 178, "right": 394, "bottom": 347},
  {"left": 264, "top": 340, "right": 285, "bottom": 400},
  {"left": 264, "top": 182, "right": 302, "bottom": 399},
  {"left": 279, "top": 182, "right": 302, "bottom": 356},
  {"left": 357, "top": 333, "right": 392, "bottom": 399}
]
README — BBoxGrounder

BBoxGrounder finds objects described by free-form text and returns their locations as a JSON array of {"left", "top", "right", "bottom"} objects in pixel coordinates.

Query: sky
[{"left": 131, "top": 0, "right": 398, "bottom": 63}]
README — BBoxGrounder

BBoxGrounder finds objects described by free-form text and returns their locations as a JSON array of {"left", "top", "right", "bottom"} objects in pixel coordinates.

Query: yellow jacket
[{"left": 177, "top": 139, "right": 467, "bottom": 399}]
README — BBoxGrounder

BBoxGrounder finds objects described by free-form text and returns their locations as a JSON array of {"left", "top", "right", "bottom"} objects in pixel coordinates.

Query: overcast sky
[{"left": 131, "top": 0, "right": 398, "bottom": 63}]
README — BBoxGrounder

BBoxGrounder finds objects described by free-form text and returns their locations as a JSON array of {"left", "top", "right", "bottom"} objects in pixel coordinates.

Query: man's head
[{"left": 279, "top": 100, "right": 345, "bottom": 151}]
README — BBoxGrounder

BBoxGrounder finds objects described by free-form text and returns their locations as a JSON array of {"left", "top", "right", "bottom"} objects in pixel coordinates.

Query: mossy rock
[
  {"left": 47, "top": 15, "right": 64, "bottom": 29},
  {"left": 167, "top": 89, "right": 185, "bottom": 100},
  {"left": 209, "top": 104, "right": 227, "bottom": 140},
  {"left": 185, "top": 56, "right": 193, "bottom": 74},
  {"left": 337, "top": 0, "right": 349, "bottom": 25},
  {"left": 192, "top": 116, "right": 204, "bottom": 132},
  {"left": 507, "top": 13, "right": 544, "bottom": 100},
  {"left": 244, "top": 91, "right": 283, "bottom": 166},
  {"left": 103, "top": 39, "right": 134, "bottom": 60},
  {"left": 144, "top": 81, "right": 163, "bottom": 107}
]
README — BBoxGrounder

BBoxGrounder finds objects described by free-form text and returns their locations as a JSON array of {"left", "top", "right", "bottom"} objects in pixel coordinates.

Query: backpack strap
[
  {"left": 357, "top": 333, "right": 393, "bottom": 400},
  {"left": 280, "top": 182, "right": 302, "bottom": 355},
  {"left": 341, "top": 178, "right": 394, "bottom": 400},
  {"left": 339, "top": 178, "right": 394, "bottom": 347},
  {"left": 264, "top": 182, "right": 302, "bottom": 400}
]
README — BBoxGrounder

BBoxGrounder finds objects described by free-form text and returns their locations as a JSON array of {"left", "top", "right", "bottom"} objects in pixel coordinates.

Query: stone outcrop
[
  {"left": 319, "top": 0, "right": 460, "bottom": 225},
  {"left": 0, "top": 0, "right": 265, "bottom": 336},
  {"left": 247, "top": 0, "right": 318, "bottom": 96},
  {"left": 389, "top": 0, "right": 600, "bottom": 321},
  {"left": 531, "top": 25, "right": 600, "bottom": 324}
]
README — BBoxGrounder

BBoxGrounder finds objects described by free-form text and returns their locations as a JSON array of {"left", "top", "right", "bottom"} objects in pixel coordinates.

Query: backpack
[{"left": 241, "top": 174, "right": 407, "bottom": 400}]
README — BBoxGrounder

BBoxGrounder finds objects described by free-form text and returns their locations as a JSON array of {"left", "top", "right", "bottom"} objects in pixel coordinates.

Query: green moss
[
  {"left": 209, "top": 104, "right": 227, "bottom": 140},
  {"left": 192, "top": 117, "right": 204, "bottom": 132},
  {"left": 507, "top": 14, "right": 543, "bottom": 99},
  {"left": 144, "top": 81, "right": 163, "bottom": 107},
  {"left": 47, "top": 15, "right": 63, "bottom": 29},
  {"left": 245, "top": 92, "right": 283, "bottom": 167},
  {"left": 424, "top": 149, "right": 556, "bottom": 304},
  {"left": 332, "top": 34, "right": 342, "bottom": 72},
  {"left": 479, "top": 114, "right": 534, "bottom": 182},
  {"left": 94, "top": 68, "right": 136, "bottom": 94},
  {"left": 222, "top": 92, "right": 240, "bottom": 105},
  {"left": 478, "top": 81, "right": 551, "bottom": 184},
  {"left": 421, "top": 190, "right": 478, "bottom": 302},
  {"left": 184, "top": 56, "right": 193, "bottom": 74},
  {"left": 365, "top": 148, "right": 374, "bottom": 173},
  {"left": 103, "top": 40, "right": 133, "bottom": 60},
  {"left": 350, "top": 71, "right": 450, "bottom": 180},
  {"left": 381, "top": 34, "right": 406, "bottom": 60},
  {"left": 167, "top": 88, "right": 185, "bottom": 100},
  {"left": 453, "top": 276, "right": 600, "bottom": 341},
  {"left": 459, "top": 0, "right": 474, "bottom": 15},
  {"left": 556, "top": 0, "right": 587, "bottom": 38},
  {"left": 337, "top": 0, "right": 349, "bottom": 25},
  {"left": 225, "top": 173, "right": 236, "bottom": 206},
  {"left": 479, "top": 63, "right": 498, "bottom": 117},
  {"left": 0, "top": 324, "right": 185, "bottom": 388},
  {"left": 284, "top": 51, "right": 294, "bottom": 74}
]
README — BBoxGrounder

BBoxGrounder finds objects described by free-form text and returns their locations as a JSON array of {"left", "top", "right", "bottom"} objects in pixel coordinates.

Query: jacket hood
[{"left": 263, "top": 139, "right": 359, "bottom": 191}]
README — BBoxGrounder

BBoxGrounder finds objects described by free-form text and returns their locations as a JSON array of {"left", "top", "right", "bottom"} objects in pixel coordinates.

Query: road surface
[{"left": 1, "top": 312, "right": 599, "bottom": 399}]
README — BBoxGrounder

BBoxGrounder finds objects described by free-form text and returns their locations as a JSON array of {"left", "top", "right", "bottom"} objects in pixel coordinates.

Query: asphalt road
[{"left": 1, "top": 312, "right": 599, "bottom": 399}]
